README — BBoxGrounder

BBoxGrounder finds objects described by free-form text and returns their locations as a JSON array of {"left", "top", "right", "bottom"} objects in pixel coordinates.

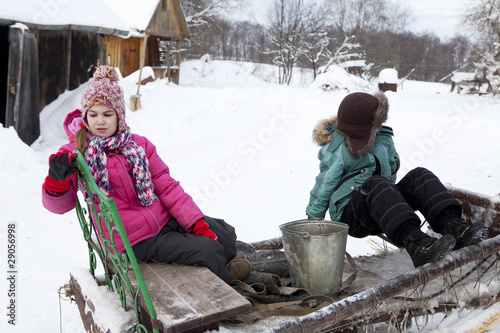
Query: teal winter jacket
[{"left": 306, "top": 96, "right": 400, "bottom": 221}]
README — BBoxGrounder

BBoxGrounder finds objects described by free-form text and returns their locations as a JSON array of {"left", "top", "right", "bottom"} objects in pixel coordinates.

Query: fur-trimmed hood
[{"left": 312, "top": 92, "right": 389, "bottom": 157}]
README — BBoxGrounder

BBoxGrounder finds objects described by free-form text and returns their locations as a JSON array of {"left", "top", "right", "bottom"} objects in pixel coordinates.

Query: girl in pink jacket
[{"left": 42, "top": 66, "right": 250, "bottom": 283}]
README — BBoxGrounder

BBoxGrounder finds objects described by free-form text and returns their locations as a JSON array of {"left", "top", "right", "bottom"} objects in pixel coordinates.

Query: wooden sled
[{"left": 66, "top": 148, "right": 500, "bottom": 333}]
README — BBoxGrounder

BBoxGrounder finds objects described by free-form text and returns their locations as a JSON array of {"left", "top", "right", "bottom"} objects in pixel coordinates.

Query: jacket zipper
[{"left": 335, "top": 169, "right": 363, "bottom": 191}]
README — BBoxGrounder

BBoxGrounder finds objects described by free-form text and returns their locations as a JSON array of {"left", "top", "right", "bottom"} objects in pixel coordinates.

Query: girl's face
[{"left": 87, "top": 105, "right": 118, "bottom": 138}]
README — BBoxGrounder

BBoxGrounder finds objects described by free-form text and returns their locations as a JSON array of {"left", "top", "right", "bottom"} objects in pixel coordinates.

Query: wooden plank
[
  {"left": 447, "top": 185, "right": 500, "bottom": 235},
  {"left": 150, "top": 264, "right": 251, "bottom": 321},
  {"left": 474, "top": 310, "right": 500, "bottom": 332},
  {"left": 129, "top": 263, "right": 251, "bottom": 333}
]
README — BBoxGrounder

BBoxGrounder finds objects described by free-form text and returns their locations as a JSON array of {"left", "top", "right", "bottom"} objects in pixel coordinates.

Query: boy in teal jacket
[{"left": 306, "top": 92, "right": 487, "bottom": 267}]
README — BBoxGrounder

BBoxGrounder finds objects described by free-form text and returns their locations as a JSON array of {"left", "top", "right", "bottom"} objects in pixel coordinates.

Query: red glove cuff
[
  {"left": 188, "top": 219, "right": 218, "bottom": 242},
  {"left": 43, "top": 175, "right": 74, "bottom": 194}
]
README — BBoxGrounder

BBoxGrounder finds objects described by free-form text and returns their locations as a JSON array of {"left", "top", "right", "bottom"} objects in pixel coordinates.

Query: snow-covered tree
[
  {"left": 462, "top": 0, "right": 500, "bottom": 44},
  {"left": 320, "top": 36, "right": 367, "bottom": 74},
  {"left": 474, "top": 43, "right": 500, "bottom": 94},
  {"left": 461, "top": 0, "right": 500, "bottom": 94},
  {"left": 182, "top": 0, "right": 247, "bottom": 28}
]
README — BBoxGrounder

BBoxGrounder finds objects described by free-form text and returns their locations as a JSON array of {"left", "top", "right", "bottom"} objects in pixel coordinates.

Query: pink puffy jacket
[{"left": 42, "top": 109, "right": 204, "bottom": 252}]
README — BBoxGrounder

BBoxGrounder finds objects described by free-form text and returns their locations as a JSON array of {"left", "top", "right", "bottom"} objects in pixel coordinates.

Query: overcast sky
[
  {"left": 241, "top": 0, "right": 467, "bottom": 41},
  {"left": 399, "top": 0, "right": 466, "bottom": 39}
]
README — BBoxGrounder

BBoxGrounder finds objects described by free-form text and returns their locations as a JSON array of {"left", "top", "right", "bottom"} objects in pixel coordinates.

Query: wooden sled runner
[{"left": 66, "top": 150, "right": 500, "bottom": 333}]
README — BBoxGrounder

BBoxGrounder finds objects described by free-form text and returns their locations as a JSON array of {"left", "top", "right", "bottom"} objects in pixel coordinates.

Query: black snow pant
[
  {"left": 342, "top": 167, "right": 462, "bottom": 246},
  {"left": 132, "top": 216, "right": 237, "bottom": 283}
]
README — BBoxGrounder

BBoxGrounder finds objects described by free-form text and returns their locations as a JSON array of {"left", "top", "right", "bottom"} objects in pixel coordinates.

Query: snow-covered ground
[{"left": 1, "top": 59, "right": 500, "bottom": 332}]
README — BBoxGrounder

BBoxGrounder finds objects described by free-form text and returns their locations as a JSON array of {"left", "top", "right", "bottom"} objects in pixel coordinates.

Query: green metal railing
[{"left": 73, "top": 150, "right": 159, "bottom": 333}]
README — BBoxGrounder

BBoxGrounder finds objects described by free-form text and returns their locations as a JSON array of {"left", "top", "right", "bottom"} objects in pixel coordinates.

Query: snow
[
  {"left": 0, "top": 0, "right": 129, "bottom": 33},
  {"left": 310, "top": 65, "right": 373, "bottom": 92},
  {"left": 339, "top": 60, "right": 367, "bottom": 69},
  {"left": 2, "top": 59, "right": 500, "bottom": 332},
  {"left": 103, "top": 0, "right": 159, "bottom": 34},
  {"left": 452, "top": 72, "right": 477, "bottom": 83},
  {"left": 379, "top": 68, "right": 399, "bottom": 84},
  {"left": 70, "top": 268, "right": 137, "bottom": 332}
]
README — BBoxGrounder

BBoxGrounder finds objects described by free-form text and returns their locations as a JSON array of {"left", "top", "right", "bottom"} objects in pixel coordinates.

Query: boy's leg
[
  {"left": 395, "top": 167, "right": 461, "bottom": 232},
  {"left": 343, "top": 175, "right": 455, "bottom": 267},
  {"left": 343, "top": 175, "right": 421, "bottom": 245},
  {"left": 396, "top": 167, "right": 488, "bottom": 249}
]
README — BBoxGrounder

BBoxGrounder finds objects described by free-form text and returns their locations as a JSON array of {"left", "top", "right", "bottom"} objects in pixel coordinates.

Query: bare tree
[
  {"left": 300, "top": 1, "right": 331, "bottom": 78},
  {"left": 326, "top": 0, "right": 412, "bottom": 34},
  {"left": 267, "top": 0, "right": 311, "bottom": 84}
]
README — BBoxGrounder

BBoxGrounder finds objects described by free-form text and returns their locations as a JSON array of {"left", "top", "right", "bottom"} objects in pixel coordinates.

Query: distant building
[
  {"left": 378, "top": 68, "right": 398, "bottom": 92},
  {"left": 339, "top": 60, "right": 366, "bottom": 77},
  {"left": 440, "top": 62, "right": 489, "bottom": 94}
]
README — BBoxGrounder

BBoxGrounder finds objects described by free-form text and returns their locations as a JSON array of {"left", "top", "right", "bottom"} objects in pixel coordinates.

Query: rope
[{"left": 57, "top": 284, "right": 73, "bottom": 333}]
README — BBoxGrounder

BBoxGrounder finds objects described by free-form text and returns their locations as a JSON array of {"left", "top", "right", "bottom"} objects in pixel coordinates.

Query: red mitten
[
  {"left": 43, "top": 152, "right": 77, "bottom": 195},
  {"left": 188, "top": 219, "right": 218, "bottom": 242}
]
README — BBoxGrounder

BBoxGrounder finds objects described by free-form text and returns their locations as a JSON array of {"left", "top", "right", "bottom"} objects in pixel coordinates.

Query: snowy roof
[
  {"left": 103, "top": 0, "right": 159, "bottom": 34},
  {"left": 451, "top": 72, "right": 477, "bottom": 83},
  {"left": 0, "top": 1, "right": 129, "bottom": 35},
  {"left": 339, "top": 60, "right": 366, "bottom": 68},
  {"left": 378, "top": 68, "right": 398, "bottom": 84}
]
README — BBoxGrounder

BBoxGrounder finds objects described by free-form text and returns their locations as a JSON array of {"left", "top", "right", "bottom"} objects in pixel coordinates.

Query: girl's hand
[
  {"left": 43, "top": 152, "right": 77, "bottom": 195},
  {"left": 188, "top": 219, "right": 219, "bottom": 242}
]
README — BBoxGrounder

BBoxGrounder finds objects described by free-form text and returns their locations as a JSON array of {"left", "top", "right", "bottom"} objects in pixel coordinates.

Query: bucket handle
[{"left": 299, "top": 231, "right": 311, "bottom": 240}]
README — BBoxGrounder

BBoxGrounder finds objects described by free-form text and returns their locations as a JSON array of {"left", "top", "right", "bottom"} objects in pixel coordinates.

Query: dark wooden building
[{"left": 0, "top": 1, "right": 129, "bottom": 145}]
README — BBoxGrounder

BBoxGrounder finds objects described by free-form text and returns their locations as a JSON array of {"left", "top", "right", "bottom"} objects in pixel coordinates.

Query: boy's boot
[
  {"left": 441, "top": 218, "right": 488, "bottom": 250},
  {"left": 403, "top": 229, "right": 456, "bottom": 267}
]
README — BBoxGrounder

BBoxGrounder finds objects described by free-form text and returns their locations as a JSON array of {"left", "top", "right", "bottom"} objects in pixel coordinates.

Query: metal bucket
[{"left": 279, "top": 220, "right": 349, "bottom": 294}]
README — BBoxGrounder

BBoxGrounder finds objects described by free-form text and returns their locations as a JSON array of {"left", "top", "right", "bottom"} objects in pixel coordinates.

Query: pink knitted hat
[{"left": 81, "top": 66, "right": 128, "bottom": 133}]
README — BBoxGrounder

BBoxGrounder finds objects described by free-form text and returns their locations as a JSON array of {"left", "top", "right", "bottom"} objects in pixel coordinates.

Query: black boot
[
  {"left": 441, "top": 218, "right": 488, "bottom": 250},
  {"left": 403, "top": 229, "right": 456, "bottom": 267}
]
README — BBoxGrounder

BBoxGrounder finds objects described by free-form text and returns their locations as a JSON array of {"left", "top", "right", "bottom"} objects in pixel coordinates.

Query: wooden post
[
  {"left": 66, "top": 26, "right": 72, "bottom": 91},
  {"left": 130, "top": 34, "right": 148, "bottom": 111},
  {"left": 13, "top": 28, "right": 24, "bottom": 133}
]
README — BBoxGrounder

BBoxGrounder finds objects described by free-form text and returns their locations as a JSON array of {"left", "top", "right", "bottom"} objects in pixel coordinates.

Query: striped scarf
[{"left": 84, "top": 130, "right": 157, "bottom": 206}]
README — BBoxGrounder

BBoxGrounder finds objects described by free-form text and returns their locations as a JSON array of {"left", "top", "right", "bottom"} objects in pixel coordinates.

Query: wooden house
[{"left": 102, "top": 0, "right": 190, "bottom": 83}]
